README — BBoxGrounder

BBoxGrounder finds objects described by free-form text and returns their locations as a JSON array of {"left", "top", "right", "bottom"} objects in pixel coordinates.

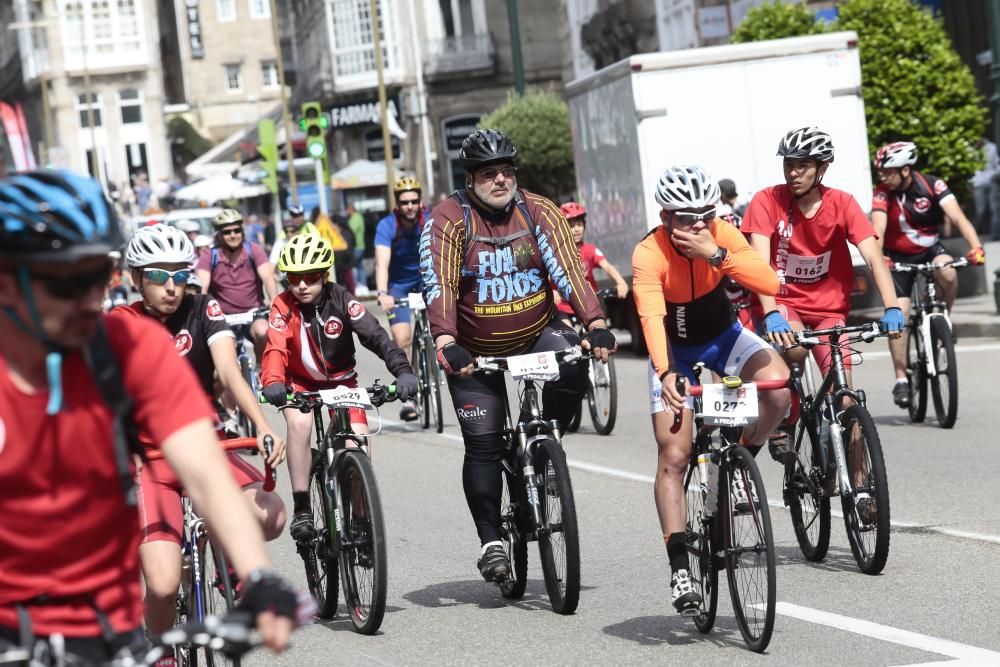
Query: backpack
[
  {"left": 210, "top": 241, "right": 262, "bottom": 298},
  {"left": 83, "top": 320, "right": 145, "bottom": 507}
]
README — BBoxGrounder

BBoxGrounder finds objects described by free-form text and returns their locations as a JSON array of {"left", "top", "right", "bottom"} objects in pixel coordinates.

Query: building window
[
  {"left": 248, "top": 0, "right": 269, "bottom": 19},
  {"left": 76, "top": 93, "right": 103, "bottom": 128},
  {"left": 117, "top": 0, "right": 141, "bottom": 52},
  {"left": 328, "top": 0, "right": 398, "bottom": 80},
  {"left": 225, "top": 64, "right": 243, "bottom": 92},
  {"left": 59, "top": 0, "right": 146, "bottom": 67},
  {"left": 261, "top": 60, "right": 279, "bottom": 88},
  {"left": 216, "top": 0, "right": 236, "bottom": 21},
  {"left": 118, "top": 89, "right": 143, "bottom": 124}
]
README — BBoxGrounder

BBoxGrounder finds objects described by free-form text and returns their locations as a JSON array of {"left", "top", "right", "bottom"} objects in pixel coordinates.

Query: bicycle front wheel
[
  {"left": 306, "top": 455, "right": 339, "bottom": 619},
  {"left": 785, "top": 420, "right": 830, "bottom": 561},
  {"left": 683, "top": 458, "right": 718, "bottom": 633},
  {"left": 337, "top": 450, "right": 388, "bottom": 634},
  {"left": 201, "top": 538, "right": 240, "bottom": 667},
  {"left": 499, "top": 465, "right": 528, "bottom": 599},
  {"left": 534, "top": 439, "right": 581, "bottom": 614},
  {"left": 411, "top": 335, "right": 429, "bottom": 429},
  {"left": 721, "top": 446, "right": 776, "bottom": 653},
  {"left": 423, "top": 334, "right": 444, "bottom": 433},
  {"left": 907, "top": 323, "right": 928, "bottom": 423},
  {"left": 928, "top": 316, "right": 958, "bottom": 428},
  {"left": 840, "top": 405, "right": 891, "bottom": 575},
  {"left": 587, "top": 356, "right": 617, "bottom": 435}
]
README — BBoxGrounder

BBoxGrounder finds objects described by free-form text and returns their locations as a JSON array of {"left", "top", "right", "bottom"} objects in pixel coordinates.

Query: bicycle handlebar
[
  {"left": 145, "top": 435, "right": 276, "bottom": 492},
  {"left": 259, "top": 382, "right": 400, "bottom": 411},
  {"left": 684, "top": 378, "right": 789, "bottom": 397},
  {"left": 473, "top": 345, "right": 589, "bottom": 373},
  {"left": 891, "top": 257, "right": 969, "bottom": 273},
  {"left": 794, "top": 322, "right": 883, "bottom": 348},
  {"left": 148, "top": 611, "right": 257, "bottom": 662}
]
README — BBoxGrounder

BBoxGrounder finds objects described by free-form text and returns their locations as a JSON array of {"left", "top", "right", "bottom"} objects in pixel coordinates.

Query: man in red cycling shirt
[
  {"left": 552, "top": 201, "right": 629, "bottom": 324},
  {"left": 870, "top": 141, "right": 986, "bottom": 408},
  {"left": 0, "top": 171, "right": 300, "bottom": 664}
]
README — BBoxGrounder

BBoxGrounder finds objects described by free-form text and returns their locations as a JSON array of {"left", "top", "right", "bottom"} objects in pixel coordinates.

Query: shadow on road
[
  {"left": 773, "top": 544, "right": 867, "bottom": 574},
  {"left": 312, "top": 604, "right": 407, "bottom": 635},
  {"left": 403, "top": 578, "right": 593, "bottom": 613},
  {"left": 602, "top": 613, "right": 749, "bottom": 649}
]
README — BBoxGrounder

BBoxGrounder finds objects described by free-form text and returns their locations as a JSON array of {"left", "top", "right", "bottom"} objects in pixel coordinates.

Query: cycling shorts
[
  {"left": 137, "top": 453, "right": 265, "bottom": 545},
  {"left": 776, "top": 304, "right": 850, "bottom": 376},
  {"left": 648, "top": 321, "right": 770, "bottom": 414},
  {"left": 887, "top": 241, "right": 950, "bottom": 299},
  {"left": 288, "top": 376, "right": 368, "bottom": 429},
  {"left": 385, "top": 283, "right": 423, "bottom": 326}
]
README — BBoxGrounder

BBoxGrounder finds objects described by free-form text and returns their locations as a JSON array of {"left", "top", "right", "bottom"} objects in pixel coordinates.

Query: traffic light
[
  {"left": 299, "top": 101, "right": 328, "bottom": 160},
  {"left": 257, "top": 119, "right": 279, "bottom": 194}
]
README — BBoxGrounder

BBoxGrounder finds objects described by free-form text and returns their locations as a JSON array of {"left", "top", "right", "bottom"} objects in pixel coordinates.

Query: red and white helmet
[
  {"left": 560, "top": 201, "right": 587, "bottom": 220},
  {"left": 874, "top": 142, "right": 917, "bottom": 169}
]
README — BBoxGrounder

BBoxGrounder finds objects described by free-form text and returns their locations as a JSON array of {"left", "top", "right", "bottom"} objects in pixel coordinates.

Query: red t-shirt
[
  {"left": 0, "top": 315, "right": 215, "bottom": 637},
  {"left": 741, "top": 184, "right": 875, "bottom": 315},
  {"left": 196, "top": 242, "right": 269, "bottom": 314},
  {"left": 556, "top": 243, "right": 605, "bottom": 315}
]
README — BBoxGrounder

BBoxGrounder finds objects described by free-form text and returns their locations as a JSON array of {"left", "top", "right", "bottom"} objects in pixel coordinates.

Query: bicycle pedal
[{"left": 678, "top": 604, "right": 700, "bottom": 617}]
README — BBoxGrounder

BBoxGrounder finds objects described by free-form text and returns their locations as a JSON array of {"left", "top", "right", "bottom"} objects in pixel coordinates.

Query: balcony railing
[{"left": 423, "top": 32, "right": 495, "bottom": 78}]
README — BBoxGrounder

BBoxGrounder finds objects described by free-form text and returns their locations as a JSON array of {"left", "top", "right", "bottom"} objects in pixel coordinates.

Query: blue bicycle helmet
[
  {"left": 0, "top": 170, "right": 122, "bottom": 414},
  {"left": 0, "top": 169, "right": 121, "bottom": 262}
]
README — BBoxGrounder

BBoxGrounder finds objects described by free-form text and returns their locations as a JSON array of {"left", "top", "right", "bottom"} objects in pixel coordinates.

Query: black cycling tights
[{"left": 447, "top": 320, "right": 584, "bottom": 544}]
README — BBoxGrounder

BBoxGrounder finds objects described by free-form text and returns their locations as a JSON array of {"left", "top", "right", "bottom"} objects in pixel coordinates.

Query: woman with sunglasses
[
  {"left": 260, "top": 233, "right": 418, "bottom": 540},
  {"left": 632, "top": 164, "right": 790, "bottom": 616},
  {"left": 111, "top": 224, "right": 288, "bottom": 652}
]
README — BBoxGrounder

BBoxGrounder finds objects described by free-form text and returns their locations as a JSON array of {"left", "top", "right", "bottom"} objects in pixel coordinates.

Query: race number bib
[
  {"left": 225, "top": 311, "right": 255, "bottom": 326},
  {"left": 701, "top": 383, "right": 759, "bottom": 426},
  {"left": 407, "top": 292, "right": 426, "bottom": 311},
  {"left": 506, "top": 351, "right": 560, "bottom": 381},
  {"left": 318, "top": 385, "right": 374, "bottom": 410},
  {"left": 785, "top": 251, "right": 831, "bottom": 282}
]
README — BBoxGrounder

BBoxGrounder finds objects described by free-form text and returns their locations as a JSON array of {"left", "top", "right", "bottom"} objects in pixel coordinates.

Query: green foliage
[
  {"left": 835, "top": 0, "right": 985, "bottom": 201},
  {"left": 166, "top": 116, "right": 214, "bottom": 165},
  {"left": 730, "top": 1, "right": 827, "bottom": 43},
  {"left": 479, "top": 89, "right": 576, "bottom": 199}
]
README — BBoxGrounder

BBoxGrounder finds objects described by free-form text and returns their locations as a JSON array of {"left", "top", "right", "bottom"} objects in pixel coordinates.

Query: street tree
[{"left": 730, "top": 0, "right": 827, "bottom": 43}]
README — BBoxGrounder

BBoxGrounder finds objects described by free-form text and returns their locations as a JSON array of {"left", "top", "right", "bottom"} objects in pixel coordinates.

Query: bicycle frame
[{"left": 180, "top": 498, "right": 210, "bottom": 621}]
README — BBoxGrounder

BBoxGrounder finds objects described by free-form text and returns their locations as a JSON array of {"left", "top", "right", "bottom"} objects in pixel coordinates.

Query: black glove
[
  {"left": 394, "top": 372, "right": 418, "bottom": 401},
  {"left": 261, "top": 383, "right": 287, "bottom": 407},
  {"left": 584, "top": 327, "right": 617, "bottom": 351},
  {"left": 237, "top": 569, "right": 302, "bottom": 624},
  {"left": 437, "top": 342, "right": 473, "bottom": 375}
]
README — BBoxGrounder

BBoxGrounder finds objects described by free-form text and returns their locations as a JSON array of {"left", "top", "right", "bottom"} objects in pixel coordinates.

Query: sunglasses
[
  {"left": 672, "top": 207, "right": 717, "bottom": 225},
  {"left": 286, "top": 271, "right": 325, "bottom": 286},
  {"left": 477, "top": 166, "right": 516, "bottom": 181},
  {"left": 219, "top": 227, "right": 243, "bottom": 237},
  {"left": 143, "top": 267, "right": 192, "bottom": 286},
  {"left": 398, "top": 198, "right": 420, "bottom": 207},
  {"left": 27, "top": 260, "right": 113, "bottom": 300}
]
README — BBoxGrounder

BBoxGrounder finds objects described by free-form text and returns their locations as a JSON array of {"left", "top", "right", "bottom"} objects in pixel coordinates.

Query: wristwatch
[
  {"left": 708, "top": 247, "right": 727, "bottom": 268},
  {"left": 376, "top": 289, "right": 388, "bottom": 296}
]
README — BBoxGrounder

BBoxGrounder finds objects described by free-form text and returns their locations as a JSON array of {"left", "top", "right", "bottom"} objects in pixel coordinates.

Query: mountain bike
[
  {"left": 781, "top": 323, "right": 891, "bottom": 575},
  {"left": 565, "top": 288, "right": 618, "bottom": 435},
  {"left": 224, "top": 307, "right": 269, "bottom": 438},
  {"left": 146, "top": 437, "right": 276, "bottom": 667},
  {"left": 263, "top": 382, "right": 398, "bottom": 634},
  {"left": 396, "top": 293, "right": 444, "bottom": 433},
  {"left": 680, "top": 367, "right": 780, "bottom": 653},
  {"left": 474, "top": 346, "right": 584, "bottom": 614},
  {"left": 893, "top": 257, "right": 967, "bottom": 428}
]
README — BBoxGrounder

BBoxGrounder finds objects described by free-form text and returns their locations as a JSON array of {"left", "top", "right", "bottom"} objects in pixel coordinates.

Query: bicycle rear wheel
[
  {"left": 175, "top": 555, "right": 197, "bottom": 667},
  {"left": 587, "top": 356, "right": 617, "bottom": 435},
  {"left": 499, "top": 465, "right": 528, "bottom": 599},
  {"left": 928, "top": 316, "right": 958, "bottom": 428},
  {"left": 907, "top": 323, "right": 928, "bottom": 423},
  {"left": 337, "top": 450, "right": 388, "bottom": 634},
  {"left": 534, "top": 439, "right": 581, "bottom": 614},
  {"left": 840, "top": 405, "right": 891, "bottom": 575},
  {"left": 423, "top": 334, "right": 444, "bottom": 433},
  {"left": 785, "top": 419, "right": 831, "bottom": 562},
  {"left": 305, "top": 455, "right": 339, "bottom": 619},
  {"left": 683, "top": 457, "right": 718, "bottom": 633},
  {"left": 721, "top": 446, "right": 776, "bottom": 653},
  {"left": 201, "top": 538, "right": 240, "bottom": 667}
]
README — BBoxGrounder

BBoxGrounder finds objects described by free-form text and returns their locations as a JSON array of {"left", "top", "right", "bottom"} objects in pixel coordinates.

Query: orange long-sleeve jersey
[{"left": 632, "top": 220, "right": 779, "bottom": 378}]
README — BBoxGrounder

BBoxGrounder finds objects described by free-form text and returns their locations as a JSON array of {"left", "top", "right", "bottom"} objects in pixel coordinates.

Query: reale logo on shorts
[{"left": 456, "top": 403, "right": 487, "bottom": 420}]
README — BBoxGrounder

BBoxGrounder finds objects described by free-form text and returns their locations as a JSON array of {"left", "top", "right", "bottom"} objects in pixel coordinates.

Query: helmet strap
[{"left": 2, "top": 266, "right": 64, "bottom": 414}]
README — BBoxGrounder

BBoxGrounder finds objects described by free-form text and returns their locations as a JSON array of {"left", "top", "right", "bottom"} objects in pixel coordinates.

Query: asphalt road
[{"left": 242, "top": 331, "right": 1000, "bottom": 665}]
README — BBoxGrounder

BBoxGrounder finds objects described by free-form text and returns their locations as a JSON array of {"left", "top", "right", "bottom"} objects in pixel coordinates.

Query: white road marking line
[
  {"left": 770, "top": 602, "right": 1000, "bottom": 664},
  {"left": 378, "top": 420, "right": 1000, "bottom": 546}
]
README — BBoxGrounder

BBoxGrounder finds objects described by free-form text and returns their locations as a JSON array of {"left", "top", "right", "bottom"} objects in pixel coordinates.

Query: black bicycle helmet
[
  {"left": 777, "top": 126, "right": 835, "bottom": 163},
  {"left": 459, "top": 129, "right": 518, "bottom": 168},
  {"left": 0, "top": 169, "right": 121, "bottom": 262}
]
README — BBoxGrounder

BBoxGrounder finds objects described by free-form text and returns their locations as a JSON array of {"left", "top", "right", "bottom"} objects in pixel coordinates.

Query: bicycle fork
[{"left": 824, "top": 396, "right": 852, "bottom": 497}]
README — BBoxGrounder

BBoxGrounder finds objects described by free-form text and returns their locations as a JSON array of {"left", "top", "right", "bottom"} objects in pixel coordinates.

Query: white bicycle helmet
[
  {"left": 874, "top": 141, "right": 917, "bottom": 169},
  {"left": 777, "top": 126, "right": 835, "bottom": 163},
  {"left": 126, "top": 223, "right": 196, "bottom": 268},
  {"left": 174, "top": 219, "right": 201, "bottom": 234},
  {"left": 654, "top": 165, "right": 721, "bottom": 210}
]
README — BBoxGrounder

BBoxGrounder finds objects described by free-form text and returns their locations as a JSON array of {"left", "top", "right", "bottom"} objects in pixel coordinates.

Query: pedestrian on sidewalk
[{"left": 971, "top": 137, "right": 1000, "bottom": 240}]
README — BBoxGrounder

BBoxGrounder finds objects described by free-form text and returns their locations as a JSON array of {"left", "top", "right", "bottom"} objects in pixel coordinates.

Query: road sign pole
[{"left": 315, "top": 159, "right": 328, "bottom": 215}]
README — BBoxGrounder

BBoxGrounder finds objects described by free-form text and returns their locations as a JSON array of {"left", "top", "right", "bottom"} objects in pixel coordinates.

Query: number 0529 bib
[{"left": 785, "top": 251, "right": 831, "bottom": 283}]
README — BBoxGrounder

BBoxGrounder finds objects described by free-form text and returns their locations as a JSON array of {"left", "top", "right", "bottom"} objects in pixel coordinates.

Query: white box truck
[{"left": 565, "top": 31, "right": 874, "bottom": 352}]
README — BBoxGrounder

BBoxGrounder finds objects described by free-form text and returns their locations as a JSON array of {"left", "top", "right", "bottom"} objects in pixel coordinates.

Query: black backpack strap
[
  {"left": 451, "top": 188, "right": 533, "bottom": 253},
  {"left": 84, "top": 319, "right": 144, "bottom": 507}
]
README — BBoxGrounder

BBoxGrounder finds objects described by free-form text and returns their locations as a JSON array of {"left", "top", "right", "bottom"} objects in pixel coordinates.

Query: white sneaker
[
  {"left": 354, "top": 285, "right": 370, "bottom": 297},
  {"left": 731, "top": 476, "right": 759, "bottom": 513},
  {"left": 670, "top": 568, "right": 703, "bottom": 615}
]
